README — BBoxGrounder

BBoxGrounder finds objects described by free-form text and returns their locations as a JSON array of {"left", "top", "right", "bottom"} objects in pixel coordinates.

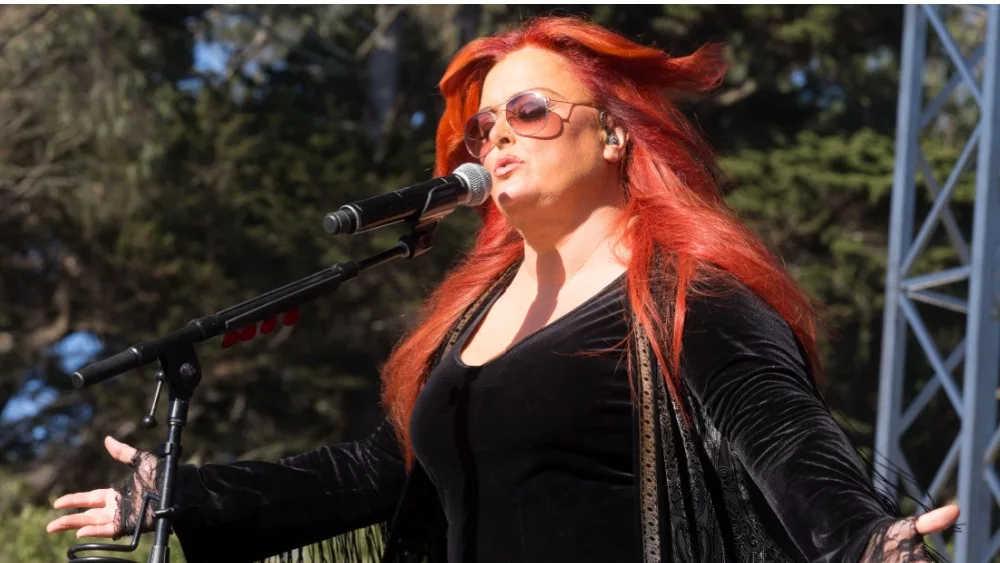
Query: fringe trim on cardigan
[{"left": 260, "top": 521, "right": 389, "bottom": 563}]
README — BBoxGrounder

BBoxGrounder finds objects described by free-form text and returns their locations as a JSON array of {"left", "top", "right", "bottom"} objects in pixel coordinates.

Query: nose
[{"left": 487, "top": 112, "right": 515, "bottom": 151}]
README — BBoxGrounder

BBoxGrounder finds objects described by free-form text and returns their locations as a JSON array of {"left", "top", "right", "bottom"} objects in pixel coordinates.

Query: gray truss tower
[{"left": 876, "top": 4, "right": 1000, "bottom": 562}]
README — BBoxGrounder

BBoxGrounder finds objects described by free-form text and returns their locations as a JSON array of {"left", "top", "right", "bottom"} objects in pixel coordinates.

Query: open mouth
[{"left": 494, "top": 156, "right": 523, "bottom": 177}]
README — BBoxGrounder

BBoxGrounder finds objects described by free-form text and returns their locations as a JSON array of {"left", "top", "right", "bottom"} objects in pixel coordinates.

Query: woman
[{"left": 47, "top": 16, "right": 958, "bottom": 563}]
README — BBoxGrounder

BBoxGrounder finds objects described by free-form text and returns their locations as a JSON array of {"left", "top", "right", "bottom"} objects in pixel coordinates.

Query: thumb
[
  {"left": 914, "top": 505, "right": 960, "bottom": 535},
  {"left": 104, "top": 436, "right": 139, "bottom": 466}
]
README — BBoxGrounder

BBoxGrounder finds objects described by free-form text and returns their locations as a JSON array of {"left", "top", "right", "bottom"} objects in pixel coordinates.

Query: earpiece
[{"left": 599, "top": 110, "right": 619, "bottom": 146}]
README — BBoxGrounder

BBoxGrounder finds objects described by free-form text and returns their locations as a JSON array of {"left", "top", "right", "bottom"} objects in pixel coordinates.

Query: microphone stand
[{"left": 66, "top": 217, "right": 443, "bottom": 563}]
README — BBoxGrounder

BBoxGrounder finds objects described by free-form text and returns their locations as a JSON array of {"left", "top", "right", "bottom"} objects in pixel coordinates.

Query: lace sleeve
[
  {"left": 111, "top": 449, "right": 165, "bottom": 540},
  {"left": 860, "top": 517, "right": 941, "bottom": 563}
]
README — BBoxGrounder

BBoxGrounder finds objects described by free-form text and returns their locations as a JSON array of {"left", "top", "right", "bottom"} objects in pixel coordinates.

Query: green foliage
[{"left": 0, "top": 503, "right": 185, "bottom": 563}]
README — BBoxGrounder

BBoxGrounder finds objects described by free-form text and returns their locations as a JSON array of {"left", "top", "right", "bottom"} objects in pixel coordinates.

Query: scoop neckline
[{"left": 452, "top": 271, "right": 627, "bottom": 370}]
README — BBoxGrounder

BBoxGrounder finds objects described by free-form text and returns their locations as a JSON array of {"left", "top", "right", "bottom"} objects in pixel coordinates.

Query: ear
[{"left": 600, "top": 112, "right": 628, "bottom": 163}]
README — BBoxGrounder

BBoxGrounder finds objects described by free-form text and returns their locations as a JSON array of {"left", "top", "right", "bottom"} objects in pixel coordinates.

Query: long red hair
[{"left": 381, "top": 16, "right": 820, "bottom": 465}]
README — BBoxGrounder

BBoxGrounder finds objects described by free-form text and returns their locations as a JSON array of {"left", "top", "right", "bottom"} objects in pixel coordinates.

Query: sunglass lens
[
  {"left": 464, "top": 112, "right": 496, "bottom": 158},
  {"left": 507, "top": 93, "right": 548, "bottom": 134}
]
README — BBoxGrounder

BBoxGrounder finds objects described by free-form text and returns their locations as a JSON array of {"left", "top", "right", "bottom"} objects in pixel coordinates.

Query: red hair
[{"left": 381, "top": 16, "right": 821, "bottom": 465}]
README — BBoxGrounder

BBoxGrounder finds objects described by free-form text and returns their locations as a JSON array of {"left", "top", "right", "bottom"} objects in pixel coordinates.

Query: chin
[
  {"left": 493, "top": 183, "right": 539, "bottom": 211},
  {"left": 494, "top": 191, "right": 553, "bottom": 230}
]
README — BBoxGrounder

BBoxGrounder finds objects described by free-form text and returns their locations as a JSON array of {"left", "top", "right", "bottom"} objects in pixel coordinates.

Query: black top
[
  {"left": 165, "top": 271, "right": 932, "bottom": 563},
  {"left": 410, "top": 274, "right": 637, "bottom": 563}
]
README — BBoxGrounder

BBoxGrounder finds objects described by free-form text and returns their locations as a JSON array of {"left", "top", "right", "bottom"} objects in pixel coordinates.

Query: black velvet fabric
[
  {"left": 166, "top": 270, "right": 935, "bottom": 563},
  {"left": 660, "top": 281, "right": 906, "bottom": 562},
  {"left": 170, "top": 420, "right": 404, "bottom": 562},
  {"left": 409, "top": 274, "right": 637, "bottom": 563}
]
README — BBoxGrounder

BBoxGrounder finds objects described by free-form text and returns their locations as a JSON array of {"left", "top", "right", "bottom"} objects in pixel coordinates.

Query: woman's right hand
[{"left": 45, "top": 436, "right": 158, "bottom": 539}]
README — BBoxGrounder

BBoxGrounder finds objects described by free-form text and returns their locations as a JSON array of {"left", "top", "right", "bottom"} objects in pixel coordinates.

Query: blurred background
[{"left": 0, "top": 4, "right": 988, "bottom": 561}]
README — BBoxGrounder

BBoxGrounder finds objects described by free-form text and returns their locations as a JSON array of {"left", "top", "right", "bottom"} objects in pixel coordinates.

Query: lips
[{"left": 494, "top": 155, "right": 523, "bottom": 178}]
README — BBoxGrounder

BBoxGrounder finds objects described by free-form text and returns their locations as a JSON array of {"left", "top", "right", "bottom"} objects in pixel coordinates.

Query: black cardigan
[{"left": 167, "top": 272, "right": 928, "bottom": 563}]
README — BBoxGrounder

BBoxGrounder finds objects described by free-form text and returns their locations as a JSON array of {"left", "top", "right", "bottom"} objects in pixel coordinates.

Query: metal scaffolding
[{"left": 876, "top": 4, "right": 1000, "bottom": 562}]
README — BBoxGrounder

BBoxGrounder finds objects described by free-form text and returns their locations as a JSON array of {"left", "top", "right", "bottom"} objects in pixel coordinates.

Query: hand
[
  {"left": 862, "top": 504, "right": 961, "bottom": 562},
  {"left": 914, "top": 504, "right": 960, "bottom": 535},
  {"left": 45, "top": 436, "right": 142, "bottom": 539}
]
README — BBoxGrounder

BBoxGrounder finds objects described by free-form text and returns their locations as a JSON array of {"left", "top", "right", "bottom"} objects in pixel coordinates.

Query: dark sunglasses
[{"left": 463, "top": 91, "right": 601, "bottom": 159}]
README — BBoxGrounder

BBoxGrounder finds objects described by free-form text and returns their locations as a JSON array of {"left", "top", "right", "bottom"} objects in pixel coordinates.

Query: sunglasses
[{"left": 463, "top": 91, "right": 601, "bottom": 159}]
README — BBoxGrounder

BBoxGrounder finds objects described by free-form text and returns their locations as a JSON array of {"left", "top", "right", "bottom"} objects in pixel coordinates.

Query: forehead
[{"left": 479, "top": 47, "right": 589, "bottom": 109}]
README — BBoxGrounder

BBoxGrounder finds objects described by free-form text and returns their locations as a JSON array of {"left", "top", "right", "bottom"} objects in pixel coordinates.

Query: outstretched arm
[
  {"left": 171, "top": 417, "right": 407, "bottom": 562},
  {"left": 48, "top": 418, "right": 407, "bottom": 563},
  {"left": 679, "top": 285, "right": 957, "bottom": 563}
]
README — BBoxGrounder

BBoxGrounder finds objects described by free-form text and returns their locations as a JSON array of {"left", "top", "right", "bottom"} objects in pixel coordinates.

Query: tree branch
[
  {"left": 22, "top": 282, "right": 71, "bottom": 351},
  {"left": 0, "top": 6, "right": 55, "bottom": 59}
]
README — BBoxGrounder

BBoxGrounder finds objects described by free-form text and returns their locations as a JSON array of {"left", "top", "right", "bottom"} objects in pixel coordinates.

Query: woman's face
[{"left": 475, "top": 47, "right": 622, "bottom": 232}]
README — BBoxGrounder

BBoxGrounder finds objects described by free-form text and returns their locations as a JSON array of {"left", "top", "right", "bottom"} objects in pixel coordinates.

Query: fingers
[
  {"left": 53, "top": 489, "right": 111, "bottom": 510},
  {"left": 46, "top": 508, "right": 112, "bottom": 534},
  {"left": 914, "top": 504, "right": 961, "bottom": 535},
  {"left": 76, "top": 523, "right": 117, "bottom": 539},
  {"left": 104, "top": 435, "right": 139, "bottom": 465}
]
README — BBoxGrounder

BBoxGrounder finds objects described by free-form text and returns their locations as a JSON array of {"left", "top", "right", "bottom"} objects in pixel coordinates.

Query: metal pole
[
  {"left": 875, "top": 4, "right": 927, "bottom": 497},
  {"left": 955, "top": 6, "right": 1000, "bottom": 562}
]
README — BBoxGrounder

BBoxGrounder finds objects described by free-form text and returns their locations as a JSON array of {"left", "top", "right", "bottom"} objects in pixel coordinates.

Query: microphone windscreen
[{"left": 454, "top": 163, "right": 491, "bottom": 206}]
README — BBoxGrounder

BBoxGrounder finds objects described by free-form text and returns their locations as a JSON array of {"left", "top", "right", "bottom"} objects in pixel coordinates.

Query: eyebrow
[{"left": 477, "top": 87, "right": 564, "bottom": 113}]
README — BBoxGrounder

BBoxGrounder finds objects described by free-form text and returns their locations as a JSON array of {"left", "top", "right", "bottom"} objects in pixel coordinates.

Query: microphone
[{"left": 323, "top": 163, "right": 491, "bottom": 235}]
